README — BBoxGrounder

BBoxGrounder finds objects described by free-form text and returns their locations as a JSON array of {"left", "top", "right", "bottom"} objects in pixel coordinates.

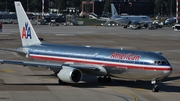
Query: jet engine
[{"left": 57, "top": 66, "right": 82, "bottom": 83}]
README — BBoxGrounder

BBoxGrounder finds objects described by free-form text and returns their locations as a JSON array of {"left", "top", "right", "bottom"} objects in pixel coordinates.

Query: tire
[{"left": 152, "top": 85, "right": 159, "bottom": 92}]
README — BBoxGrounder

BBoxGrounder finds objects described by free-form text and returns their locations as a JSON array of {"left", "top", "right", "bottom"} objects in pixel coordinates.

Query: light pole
[
  {"left": 176, "top": 0, "right": 178, "bottom": 23},
  {"left": 42, "top": 0, "right": 44, "bottom": 20}
]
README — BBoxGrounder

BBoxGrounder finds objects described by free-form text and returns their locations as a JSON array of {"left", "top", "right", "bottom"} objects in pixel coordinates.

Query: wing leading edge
[
  {"left": 0, "top": 59, "right": 101, "bottom": 71},
  {"left": 0, "top": 60, "right": 62, "bottom": 68}
]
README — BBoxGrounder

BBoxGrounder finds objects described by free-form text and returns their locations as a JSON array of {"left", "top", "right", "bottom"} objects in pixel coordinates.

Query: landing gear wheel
[
  {"left": 151, "top": 79, "right": 160, "bottom": 92},
  {"left": 152, "top": 85, "right": 159, "bottom": 92}
]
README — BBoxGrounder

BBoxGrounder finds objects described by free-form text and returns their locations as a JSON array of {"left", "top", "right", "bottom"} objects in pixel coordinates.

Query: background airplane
[
  {"left": 0, "top": 1, "right": 172, "bottom": 92},
  {"left": 104, "top": 3, "right": 152, "bottom": 29},
  {"left": 164, "top": 17, "right": 180, "bottom": 25}
]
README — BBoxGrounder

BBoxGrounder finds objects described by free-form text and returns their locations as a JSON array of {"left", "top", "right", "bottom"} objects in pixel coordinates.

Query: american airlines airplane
[
  {"left": 0, "top": 1, "right": 172, "bottom": 92},
  {"left": 105, "top": 3, "right": 152, "bottom": 29}
]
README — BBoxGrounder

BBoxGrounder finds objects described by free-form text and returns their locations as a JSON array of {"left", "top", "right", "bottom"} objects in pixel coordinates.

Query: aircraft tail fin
[
  {"left": 111, "top": 3, "right": 119, "bottom": 17},
  {"left": 14, "top": 1, "right": 41, "bottom": 46}
]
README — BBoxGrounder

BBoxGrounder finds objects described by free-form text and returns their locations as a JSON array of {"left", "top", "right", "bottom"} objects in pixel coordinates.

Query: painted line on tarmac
[
  {"left": 109, "top": 87, "right": 139, "bottom": 101},
  {"left": 0, "top": 70, "right": 16, "bottom": 73},
  {"left": 55, "top": 34, "right": 75, "bottom": 36},
  {"left": 135, "top": 88, "right": 147, "bottom": 91}
]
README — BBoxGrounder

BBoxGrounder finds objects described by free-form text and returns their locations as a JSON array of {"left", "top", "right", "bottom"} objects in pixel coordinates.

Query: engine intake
[{"left": 57, "top": 66, "right": 82, "bottom": 83}]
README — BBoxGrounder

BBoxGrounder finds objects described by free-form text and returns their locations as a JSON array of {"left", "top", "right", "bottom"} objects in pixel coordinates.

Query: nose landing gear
[
  {"left": 152, "top": 84, "right": 159, "bottom": 92},
  {"left": 151, "top": 79, "right": 160, "bottom": 92}
]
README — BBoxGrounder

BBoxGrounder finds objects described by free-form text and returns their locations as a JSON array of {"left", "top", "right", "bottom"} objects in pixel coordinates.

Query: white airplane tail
[
  {"left": 15, "top": 1, "right": 41, "bottom": 46},
  {"left": 111, "top": 3, "right": 119, "bottom": 17}
]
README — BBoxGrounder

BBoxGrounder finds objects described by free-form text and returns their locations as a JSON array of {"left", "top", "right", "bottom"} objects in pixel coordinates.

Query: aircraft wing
[
  {"left": 0, "top": 59, "right": 100, "bottom": 71},
  {"left": 0, "top": 60, "right": 62, "bottom": 68},
  {"left": 0, "top": 48, "right": 100, "bottom": 71},
  {"left": 0, "top": 48, "right": 27, "bottom": 56},
  {"left": 0, "top": 48, "right": 22, "bottom": 53}
]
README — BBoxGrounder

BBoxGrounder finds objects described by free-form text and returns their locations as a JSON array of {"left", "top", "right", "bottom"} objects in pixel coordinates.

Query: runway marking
[
  {"left": 123, "top": 90, "right": 139, "bottom": 101},
  {"left": 55, "top": 34, "right": 75, "bottom": 36},
  {"left": 110, "top": 87, "right": 139, "bottom": 101},
  {"left": 0, "top": 70, "right": 16, "bottom": 73},
  {"left": 135, "top": 88, "right": 147, "bottom": 91}
]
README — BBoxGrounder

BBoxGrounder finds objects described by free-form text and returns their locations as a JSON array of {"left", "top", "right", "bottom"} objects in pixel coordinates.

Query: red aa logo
[{"left": 21, "top": 22, "right": 32, "bottom": 39}]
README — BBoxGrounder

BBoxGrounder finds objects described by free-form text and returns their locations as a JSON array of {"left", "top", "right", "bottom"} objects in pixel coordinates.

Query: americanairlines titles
[{"left": 110, "top": 52, "right": 141, "bottom": 61}]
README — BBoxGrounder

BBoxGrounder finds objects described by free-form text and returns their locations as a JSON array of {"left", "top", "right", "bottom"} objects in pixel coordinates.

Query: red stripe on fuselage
[{"left": 30, "top": 55, "right": 172, "bottom": 71}]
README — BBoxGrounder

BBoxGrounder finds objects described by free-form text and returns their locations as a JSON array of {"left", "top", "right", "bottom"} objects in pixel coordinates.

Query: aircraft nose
[{"left": 164, "top": 66, "right": 172, "bottom": 77}]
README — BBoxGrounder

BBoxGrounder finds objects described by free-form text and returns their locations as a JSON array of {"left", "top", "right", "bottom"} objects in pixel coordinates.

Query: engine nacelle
[{"left": 57, "top": 66, "right": 82, "bottom": 83}]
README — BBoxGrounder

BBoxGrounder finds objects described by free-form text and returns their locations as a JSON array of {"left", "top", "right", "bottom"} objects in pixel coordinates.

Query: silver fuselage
[{"left": 19, "top": 43, "right": 172, "bottom": 81}]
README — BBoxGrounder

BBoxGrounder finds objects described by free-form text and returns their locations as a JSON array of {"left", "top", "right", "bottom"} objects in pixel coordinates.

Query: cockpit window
[{"left": 154, "top": 60, "right": 168, "bottom": 65}]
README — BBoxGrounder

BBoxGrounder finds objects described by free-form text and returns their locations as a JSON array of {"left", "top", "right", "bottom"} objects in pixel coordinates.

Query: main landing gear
[
  {"left": 151, "top": 79, "right": 160, "bottom": 92},
  {"left": 98, "top": 76, "right": 111, "bottom": 83}
]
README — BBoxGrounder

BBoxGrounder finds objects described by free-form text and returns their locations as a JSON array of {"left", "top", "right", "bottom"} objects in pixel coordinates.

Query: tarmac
[{"left": 0, "top": 24, "right": 180, "bottom": 101}]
